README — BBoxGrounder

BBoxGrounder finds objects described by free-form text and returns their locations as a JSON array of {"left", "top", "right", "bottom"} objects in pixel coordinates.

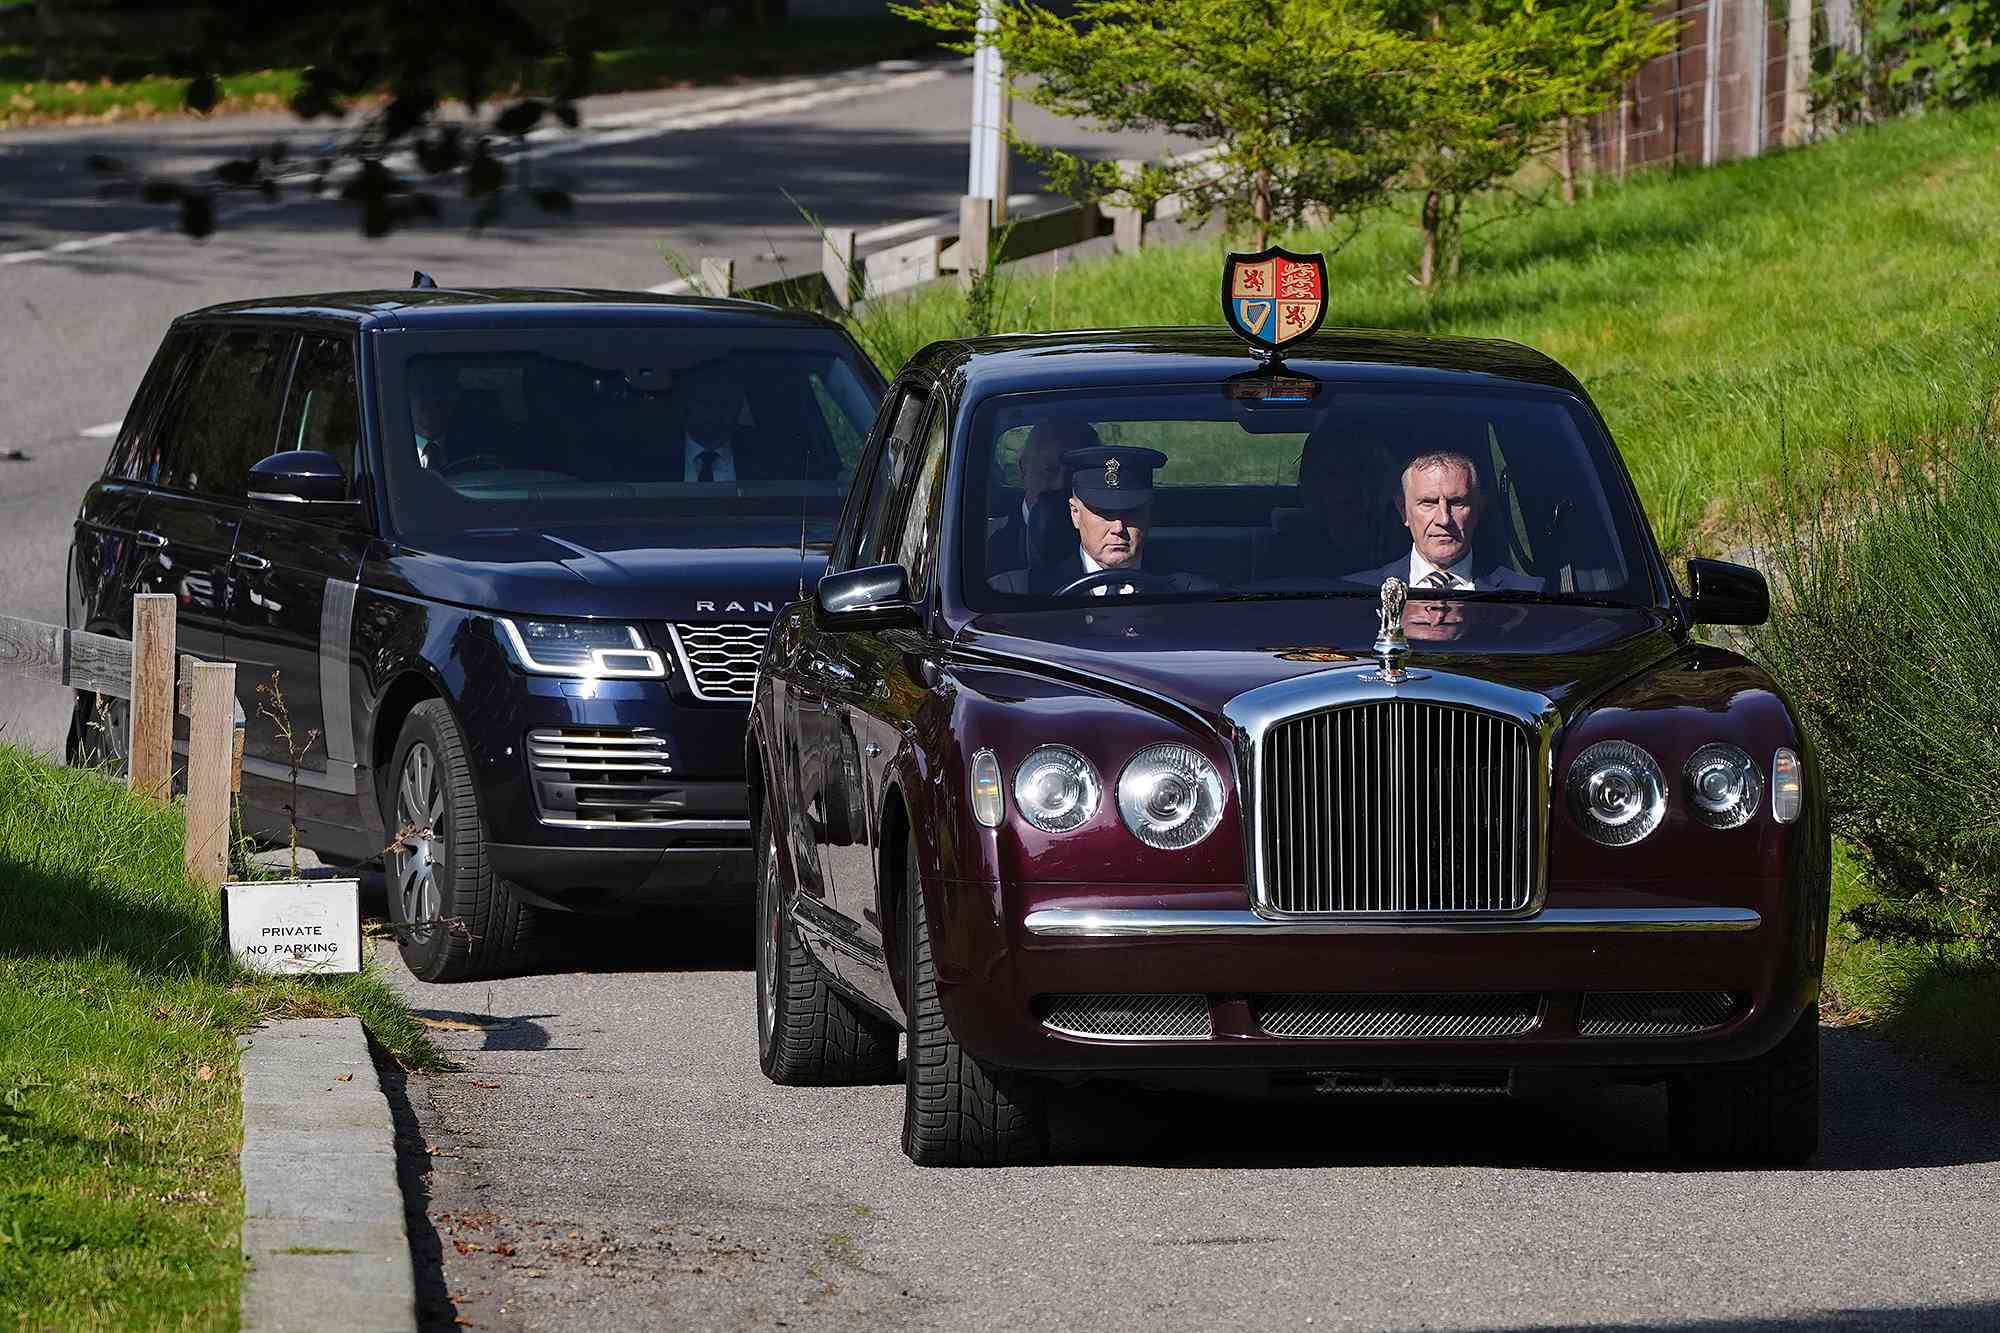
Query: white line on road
[{"left": 78, "top": 421, "right": 121, "bottom": 438}]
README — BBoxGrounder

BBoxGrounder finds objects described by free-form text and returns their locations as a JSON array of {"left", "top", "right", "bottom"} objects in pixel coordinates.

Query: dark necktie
[
  {"left": 1422, "top": 569, "right": 1456, "bottom": 590},
  {"left": 696, "top": 450, "right": 717, "bottom": 482}
]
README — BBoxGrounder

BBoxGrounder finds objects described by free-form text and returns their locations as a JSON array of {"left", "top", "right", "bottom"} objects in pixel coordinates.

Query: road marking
[
  {"left": 78, "top": 421, "right": 122, "bottom": 438},
  {"left": 0, "top": 64, "right": 953, "bottom": 268}
]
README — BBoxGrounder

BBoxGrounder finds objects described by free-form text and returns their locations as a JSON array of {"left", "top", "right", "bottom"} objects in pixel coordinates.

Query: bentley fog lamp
[
  {"left": 1567, "top": 740, "right": 1667, "bottom": 846},
  {"left": 1682, "top": 743, "right": 1763, "bottom": 829},
  {"left": 1117, "top": 743, "right": 1225, "bottom": 849},
  {"left": 1013, "top": 746, "right": 1101, "bottom": 833}
]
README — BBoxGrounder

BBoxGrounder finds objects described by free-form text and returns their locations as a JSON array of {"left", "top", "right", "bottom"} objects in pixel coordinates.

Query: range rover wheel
[
  {"left": 385, "top": 700, "right": 537, "bottom": 982},
  {"left": 901, "top": 833, "right": 1049, "bottom": 1167},
  {"left": 756, "top": 804, "right": 898, "bottom": 1086},
  {"left": 1667, "top": 1007, "right": 1820, "bottom": 1166}
]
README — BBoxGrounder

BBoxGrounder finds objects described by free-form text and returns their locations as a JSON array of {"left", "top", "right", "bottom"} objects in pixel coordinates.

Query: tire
[
  {"left": 755, "top": 803, "right": 899, "bottom": 1086},
  {"left": 901, "top": 833, "right": 1049, "bottom": 1167},
  {"left": 1668, "top": 1007, "right": 1820, "bottom": 1166},
  {"left": 383, "top": 700, "right": 537, "bottom": 982}
]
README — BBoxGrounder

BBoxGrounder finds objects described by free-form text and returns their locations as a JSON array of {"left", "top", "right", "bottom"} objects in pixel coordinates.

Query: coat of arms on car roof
[{"left": 1222, "top": 248, "right": 1327, "bottom": 355}]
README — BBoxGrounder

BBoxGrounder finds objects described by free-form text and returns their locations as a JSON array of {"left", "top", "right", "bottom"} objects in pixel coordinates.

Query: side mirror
[
  {"left": 247, "top": 451, "right": 363, "bottom": 520},
  {"left": 1685, "top": 557, "right": 1768, "bottom": 627},
  {"left": 814, "top": 563, "right": 920, "bottom": 631}
]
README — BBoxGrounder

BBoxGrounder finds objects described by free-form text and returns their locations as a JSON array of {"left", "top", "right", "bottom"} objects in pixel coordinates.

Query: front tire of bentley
[
  {"left": 756, "top": 804, "right": 898, "bottom": 1086},
  {"left": 901, "top": 834, "right": 1049, "bottom": 1167},
  {"left": 1667, "top": 1006, "right": 1820, "bottom": 1166}
]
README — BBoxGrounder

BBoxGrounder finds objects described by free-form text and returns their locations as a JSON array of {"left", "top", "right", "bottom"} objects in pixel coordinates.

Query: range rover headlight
[
  {"left": 1117, "top": 743, "right": 1225, "bottom": 849},
  {"left": 1566, "top": 740, "right": 1666, "bottom": 846},
  {"left": 1682, "top": 743, "right": 1763, "bottom": 829},
  {"left": 498, "top": 617, "right": 666, "bottom": 678},
  {"left": 1013, "top": 745, "right": 1100, "bottom": 833}
]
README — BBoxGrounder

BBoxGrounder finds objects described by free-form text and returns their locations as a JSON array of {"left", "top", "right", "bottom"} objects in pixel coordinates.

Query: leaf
[
  {"left": 213, "top": 158, "right": 259, "bottom": 187},
  {"left": 195, "top": 1064, "right": 215, "bottom": 1081},
  {"left": 529, "top": 188, "right": 573, "bottom": 216},
  {"left": 86, "top": 154, "right": 126, "bottom": 175},
  {"left": 336, "top": 1072, "right": 354, "bottom": 1082},
  {"left": 179, "top": 194, "right": 215, "bottom": 240},
  {"left": 553, "top": 101, "right": 579, "bottom": 129},
  {"left": 418, "top": 1016, "right": 485, "bottom": 1031},
  {"left": 469, "top": 1078, "right": 500, "bottom": 1089},
  {"left": 140, "top": 180, "right": 185, "bottom": 204},
  {"left": 185, "top": 73, "right": 219, "bottom": 116},
  {"left": 493, "top": 99, "right": 546, "bottom": 136},
  {"left": 465, "top": 148, "right": 504, "bottom": 199}
]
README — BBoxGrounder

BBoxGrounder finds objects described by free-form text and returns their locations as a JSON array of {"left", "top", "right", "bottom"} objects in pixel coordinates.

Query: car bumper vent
[
  {"left": 666, "top": 622, "right": 767, "bottom": 702},
  {"left": 1038, "top": 993, "right": 1213, "bottom": 1041},
  {"left": 1578, "top": 991, "right": 1740, "bottom": 1037},
  {"left": 526, "top": 727, "right": 679, "bottom": 826},
  {"left": 1254, "top": 993, "right": 1541, "bottom": 1040}
]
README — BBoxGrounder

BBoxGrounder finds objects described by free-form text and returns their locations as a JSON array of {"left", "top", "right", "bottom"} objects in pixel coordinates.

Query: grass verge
[
  {"left": 849, "top": 101, "right": 2000, "bottom": 558},
  {"left": 0, "top": 744, "right": 436, "bottom": 1330}
]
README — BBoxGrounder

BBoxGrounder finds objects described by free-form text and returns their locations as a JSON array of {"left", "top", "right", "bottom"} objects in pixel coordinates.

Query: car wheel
[
  {"left": 66, "top": 686, "right": 130, "bottom": 775},
  {"left": 755, "top": 801, "right": 898, "bottom": 1086},
  {"left": 384, "top": 700, "right": 537, "bottom": 982},
  {"left": 1667, "top": 1007, "right": 1820, "bottom": 1165},
  {"left": 901, "top": 832, "right": 1049, "bottom": 1167}
]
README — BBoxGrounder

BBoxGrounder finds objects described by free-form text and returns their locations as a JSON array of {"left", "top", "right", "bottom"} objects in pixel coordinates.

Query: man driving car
[
  {"left": 993, "top": 445, "right": 1214, "bottom": 596},
  {"left": 1346, "top": 449, "right": 1543, "bottom": 593}
]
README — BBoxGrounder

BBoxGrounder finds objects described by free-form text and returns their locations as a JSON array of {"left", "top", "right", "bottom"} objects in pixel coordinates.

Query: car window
[
  {"left": 275, "top": 335, "right": 361, "bottom": 496},
  {"left": 107, "top": 329, "right": 198, "bottom": 483},
  {"left": 154, "top": 327, "right": 294, "bottom": 501},
  {"left": 842, "top": 388, "right": 927, "bottom": 572},
  {"left": 890, "top": 404, "right": 948, "bottom": 594}
]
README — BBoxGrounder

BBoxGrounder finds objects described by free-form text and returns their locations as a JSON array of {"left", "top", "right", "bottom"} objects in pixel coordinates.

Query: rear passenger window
[
  {"left": 108, "top": 330, "right": 197, "bottom": 482},
  {"left": 155, "top": 328, "right": 294, "bottom": 500},
  {"left": 891, "top": 407, "right": 948, "bottom": 593},
  {"left": 842, "top": 390, "right": 927, "bottom": 572},
  {"left": 276, "top": 336, "right": 361, "bottom": 494}
]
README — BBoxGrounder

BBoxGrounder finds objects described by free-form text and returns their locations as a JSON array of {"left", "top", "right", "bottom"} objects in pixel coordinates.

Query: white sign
[{"left": 223, "top": 878, "right": 363, "bottom": 975}]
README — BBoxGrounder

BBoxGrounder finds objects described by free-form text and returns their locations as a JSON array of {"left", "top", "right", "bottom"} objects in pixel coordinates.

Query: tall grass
[
  {"left": 0, "top": 746, "right": 435, "bottom": 1328},
  {"left": 848, "top": 101, "right": 2000, "bottom": 557}
]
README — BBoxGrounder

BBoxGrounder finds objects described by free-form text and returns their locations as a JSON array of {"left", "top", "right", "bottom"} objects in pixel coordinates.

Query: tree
[
  {"left": 898, "top": 0, "right": 1428, "bottom": 252},
  {"left": 92, "top": 0, "right": 598, "bottom": 239}
]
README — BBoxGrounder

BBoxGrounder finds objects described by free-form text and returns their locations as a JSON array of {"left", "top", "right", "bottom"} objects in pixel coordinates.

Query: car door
[
  {"left": 793, "top": 384, "right": 930, "bottom": 972},
  {"left": 130, "top": 325, "right": 294, "bottom": 669},
  {"left": 226, "top": 332, "right": 373, "bottom": 840}
]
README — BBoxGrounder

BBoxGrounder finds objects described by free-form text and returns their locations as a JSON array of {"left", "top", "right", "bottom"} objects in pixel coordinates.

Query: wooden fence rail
[{"left": 0, "top": 594, "right": 243, "bottom": 888}]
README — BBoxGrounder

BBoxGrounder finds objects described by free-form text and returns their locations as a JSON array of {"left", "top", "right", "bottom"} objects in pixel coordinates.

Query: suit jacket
[
  {"left": 1344, "top": 555, "right": 1546, "bottom": 593},
  {"left": 986, "top": 512, "right": 1030, "bottom": 575},
  {"left": 992, "top": 552, "right": 1218, "bottom": 596}
]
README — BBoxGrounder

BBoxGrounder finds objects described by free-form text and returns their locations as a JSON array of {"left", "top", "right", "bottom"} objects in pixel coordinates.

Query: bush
[{"left": 1751, "top": 423, "right": 2000, "bottom": 970}]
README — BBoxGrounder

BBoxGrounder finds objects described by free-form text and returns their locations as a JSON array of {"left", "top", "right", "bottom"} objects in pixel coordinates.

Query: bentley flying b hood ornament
[{"left": 1365, "top": 576, "right": 1413, "bottom": 684}]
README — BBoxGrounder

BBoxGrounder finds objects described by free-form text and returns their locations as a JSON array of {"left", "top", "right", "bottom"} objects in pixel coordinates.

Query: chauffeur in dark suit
[
  {"left": 1346, "top": 448, "right": 1545, "bottom": 593},
  {"left": 993, "top": 445, "right": 1217, "bottom": 596}
]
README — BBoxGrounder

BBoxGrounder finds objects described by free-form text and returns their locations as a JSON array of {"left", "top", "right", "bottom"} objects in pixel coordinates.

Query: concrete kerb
[{"left": 238, "top": 1017, "right": 416, "bottom": 1333}]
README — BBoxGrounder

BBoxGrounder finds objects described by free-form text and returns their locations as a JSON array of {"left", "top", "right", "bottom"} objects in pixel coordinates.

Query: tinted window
[
  {"left": 891, "top": 406, "right": 948, "bottom": 593},
  {"left": 155, "top": 328, "right": 293, "bottom": 500},
  {"left": 275, "top": 335, "right": 361, "bottom": 496},
  {"left": 842, "top": 389, "right": 926, "bottom": 572},
  {"left": 108, "top": 330, "right": 197, "bottom": 482}
]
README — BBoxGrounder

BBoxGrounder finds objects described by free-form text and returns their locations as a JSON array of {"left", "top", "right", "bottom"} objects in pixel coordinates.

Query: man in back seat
[{"left": 1256, "top": 423, "right": 1389, "bottom": 580}]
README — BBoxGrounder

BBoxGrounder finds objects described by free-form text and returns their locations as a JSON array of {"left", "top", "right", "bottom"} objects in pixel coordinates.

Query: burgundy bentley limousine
[{"left": 743, "top": 254, "right": 1829, "bottom": 1167}]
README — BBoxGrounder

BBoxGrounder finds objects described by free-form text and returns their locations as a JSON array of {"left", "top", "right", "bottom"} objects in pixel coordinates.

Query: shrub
[{"left": 1751, "top": 422, "right": 2000, "bottom": 969}]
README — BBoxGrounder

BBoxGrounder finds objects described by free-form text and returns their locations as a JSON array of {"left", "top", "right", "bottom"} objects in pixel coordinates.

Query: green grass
[
  {"left": 0, "top": 745, "right": 436, "bottom": 1331},
  {"left": 0, "top": 17, "right": 936, "bottom": 128},
  {"left": 849, "top": 102, "right": 2000, "bottom": 557}
]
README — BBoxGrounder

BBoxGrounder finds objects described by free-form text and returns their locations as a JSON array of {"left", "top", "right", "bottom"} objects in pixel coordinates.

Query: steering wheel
[
  {"left": 437, "top": 452, "right": 502, "bottom": 476},
  {"left": 1052, "top": 568, "right": 1175, "bottom": 597}
]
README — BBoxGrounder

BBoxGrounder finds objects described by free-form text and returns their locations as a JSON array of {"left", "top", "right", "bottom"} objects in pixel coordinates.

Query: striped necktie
[{"left": 1422, "top": 569, "right": 1456, "bottom": 590}]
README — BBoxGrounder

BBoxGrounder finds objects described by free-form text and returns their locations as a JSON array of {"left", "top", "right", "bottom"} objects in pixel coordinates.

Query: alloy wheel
[
  {"left": 757, "top": 818, "right": 780, "bottom": 1044},
  {"left": 394, "top": 741, "right": 445, "bottom": 942}
]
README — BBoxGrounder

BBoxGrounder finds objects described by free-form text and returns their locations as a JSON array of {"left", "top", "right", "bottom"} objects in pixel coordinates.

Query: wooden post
[
  {"left": 958, "top": 195, "right": 992, "bottom": 294},
  {"left": 127, "top": 594, "right": 175, "bottom": 801},
  {"left": 1106, "top": 159, "right": 1144, "bottom": 254},
  {"left": 699, "top": 256, "right": 734, "bottom": 297},
  {"left": 184, "top": 660, "right": 236, "bottom": 889},
  {"left": 1783, "top": 0, "right": 1813, "bottom": 145},
  {"left": 821, "top": 227, "right": 858, "bottom": 311}
]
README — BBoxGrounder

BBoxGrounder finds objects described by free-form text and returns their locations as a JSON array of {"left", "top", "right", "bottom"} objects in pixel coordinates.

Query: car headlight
[
  {"left": 1013, "top": 745, "right": 1100, "bottom": 833},
  {"left": 1682, "top": 743, "right": 1763, "bottom": 829},
  {"left": 1566, "top": 740, "right": 1666, "bottom": 846},
  {"left": 1117, "top": 743, "right": 1225, "bottom": 849},
  {"left": 498, "top": 617, "right": 666, "bottom": 678}
]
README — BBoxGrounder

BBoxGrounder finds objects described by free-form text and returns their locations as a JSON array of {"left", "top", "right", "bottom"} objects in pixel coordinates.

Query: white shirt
[
  {"left": 1409, "top": 547, "right": 1474, "bottom": 591},
  {"left": 1079, "top": 546, "right": 1139, "bottom": 596},
  {"left": 685, "top": 434, "right": 737, "bottom": 483}
]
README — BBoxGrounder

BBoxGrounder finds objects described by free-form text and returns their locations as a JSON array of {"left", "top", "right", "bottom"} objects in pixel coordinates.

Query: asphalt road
[
  {"left": 0, "top": 59, "right": 1183, "bottom": 756},
  {"left": 385, "top": 919, "right": 2000, "bottom": 1332}
]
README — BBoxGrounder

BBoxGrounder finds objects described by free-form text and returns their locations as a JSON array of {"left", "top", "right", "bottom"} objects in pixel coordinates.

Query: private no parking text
[{"left": 223, "top": 879, "right": 363, "bottom": 975}]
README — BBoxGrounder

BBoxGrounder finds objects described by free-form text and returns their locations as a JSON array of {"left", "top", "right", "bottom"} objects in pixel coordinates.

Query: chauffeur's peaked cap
[{"left": 1062, "top": 445, "right": 1168, "bottom": 513}]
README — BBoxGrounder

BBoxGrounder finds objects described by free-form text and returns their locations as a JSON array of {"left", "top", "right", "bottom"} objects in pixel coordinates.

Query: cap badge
[{"left": 1104, "top": 457, "right": 1121, "bottom": 488}]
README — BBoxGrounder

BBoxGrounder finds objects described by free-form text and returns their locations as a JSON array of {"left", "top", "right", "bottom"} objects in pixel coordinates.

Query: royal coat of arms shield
[{"left": 1222, "top": 248, "right": 1327, "bottom": 353}]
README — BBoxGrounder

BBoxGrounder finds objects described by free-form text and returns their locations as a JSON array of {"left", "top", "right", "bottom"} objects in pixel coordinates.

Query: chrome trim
[
  {"left": 319, "top": 578, "right": 358, "bottom": 768},
  {"left": 240, "top": 753, "right": 359, "bottom": 795},
  {"left": 666, "top": 622, "right": 766, "bottom": 702},
  {"left": 1222, "top": 665, "right": 1561, "bottom": 921},
  {"left": 1022, "top": 906, "right": 1763, "bottom": 937},
  {"left": 246, "top": 490, "right": 307, "bottom": 505},
  {"left": 536, "top": 816, "right": 751, "bottom": 831}
]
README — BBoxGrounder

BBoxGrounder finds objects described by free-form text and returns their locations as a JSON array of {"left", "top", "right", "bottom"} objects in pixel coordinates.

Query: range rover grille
[
  {"left": 1259, "top": 701, "right": 1539, "bottom": 915},
  {"left": 526, "top": 727, "right": 678, "bottom": 825},
  {"left": 1578, "top": 991, "right": 1740, "bottom": 1037},
  {"left": 668, "top": 623, "right": 767, "bottom": 702},
  {"left": 1038, "top": 994, "right": 1213, "bottom": 1041},
  {"left": 1254, "top": 993, "right": 1540, "bottom": 1040}
]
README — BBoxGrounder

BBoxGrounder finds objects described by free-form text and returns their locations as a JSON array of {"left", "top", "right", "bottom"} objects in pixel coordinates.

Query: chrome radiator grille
[
  {"left": 1259, "top": 702, "right": 1539, "bottom": 915},
  {"left": 527, "top": 727, "right": 677, "bottom": 825},
  {"left": 1255, "top": 993, "right": 1540, "bottom": 1040},
  {"left": 668, "top": 623, "right": 767, "bottom": 702}
]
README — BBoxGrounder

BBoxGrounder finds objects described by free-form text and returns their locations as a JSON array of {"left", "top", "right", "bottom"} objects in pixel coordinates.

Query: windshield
[
  {"left": 962, "top": 383, "right": 1657, "bottom": 612},
  {"left": 378, "top": 327, "right": 882, "bottom": 535}
]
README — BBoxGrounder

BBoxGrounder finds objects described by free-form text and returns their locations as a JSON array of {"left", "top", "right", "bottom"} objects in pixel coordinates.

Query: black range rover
[{"left": 68, "top": 288, "right": 884, "bottom": 979}]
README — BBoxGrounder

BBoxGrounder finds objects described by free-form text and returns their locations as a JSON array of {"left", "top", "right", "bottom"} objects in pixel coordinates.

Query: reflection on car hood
[
  {"left": 380, "top": 518, "right": 828, "bottom": 620},
  {"left": 958, "top": 598, "right": 1685, "bottom": 729}
]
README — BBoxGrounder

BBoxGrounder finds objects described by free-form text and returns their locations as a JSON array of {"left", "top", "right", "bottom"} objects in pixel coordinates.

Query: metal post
[{"left": 967, "top": 0, "right": 1010, "bottom": 225}]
